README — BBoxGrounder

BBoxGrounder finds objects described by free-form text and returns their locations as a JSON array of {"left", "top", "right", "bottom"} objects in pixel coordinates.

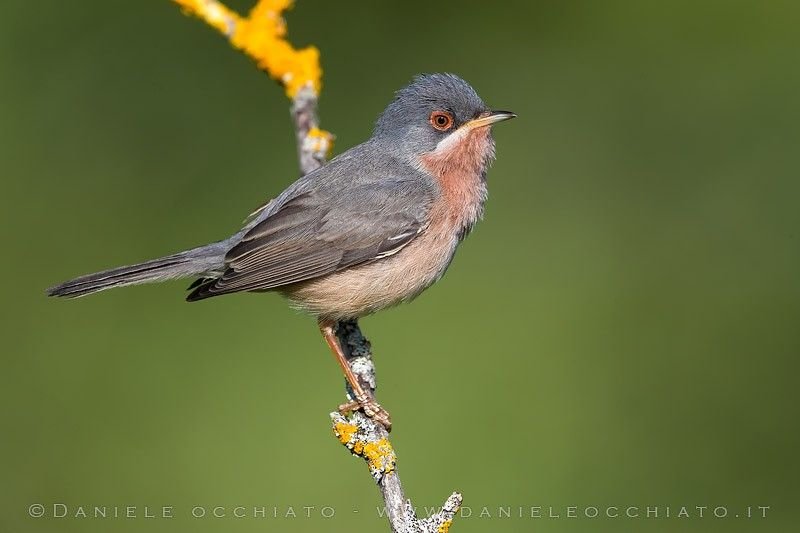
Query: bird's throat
[{"left": 419, "top": 127, "right": 494, "bottom": 239}]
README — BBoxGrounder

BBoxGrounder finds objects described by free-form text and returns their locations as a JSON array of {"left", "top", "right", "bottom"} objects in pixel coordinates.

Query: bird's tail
[{"left": 46, "top": 243, "right": 227, "bottom": 299}]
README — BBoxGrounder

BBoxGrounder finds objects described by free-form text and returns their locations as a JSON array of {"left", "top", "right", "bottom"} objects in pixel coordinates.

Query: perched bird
[{"left": 47, "top": 73, "right": 515, "bottom": 429}]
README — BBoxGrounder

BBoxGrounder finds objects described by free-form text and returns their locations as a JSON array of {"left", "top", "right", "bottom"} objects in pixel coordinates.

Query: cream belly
[{"left": 283, "top": 222, "right": 459, "bottom": 320}]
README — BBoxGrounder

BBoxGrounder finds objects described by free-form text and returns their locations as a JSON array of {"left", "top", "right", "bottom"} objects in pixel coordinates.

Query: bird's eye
[{"left": 429, "top": 111, "right": 454, "bottom": 131}]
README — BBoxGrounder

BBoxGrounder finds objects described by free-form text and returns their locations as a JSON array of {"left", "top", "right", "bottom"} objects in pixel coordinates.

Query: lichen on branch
[
  {"left": 333, "top": 412, "right": 396, "bottom": 481},
  {"left": 173, "top": 0, "right": 322, "bottom": 98},
  {"left": 172, "top": 0, "right": 332, "bottom": 164}
]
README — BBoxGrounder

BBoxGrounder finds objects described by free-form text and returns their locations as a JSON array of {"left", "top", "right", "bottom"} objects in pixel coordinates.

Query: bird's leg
[{"left": 318, "top": 319, "right": 392, "bottom": 430}]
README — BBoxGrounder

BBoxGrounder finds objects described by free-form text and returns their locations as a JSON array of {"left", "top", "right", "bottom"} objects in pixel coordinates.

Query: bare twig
[
  {"left": 173, "top": 2, "right": 461, "bottom": 531},
  {"left": 291, "top": 85, "right": 330, "bottom": 175}
]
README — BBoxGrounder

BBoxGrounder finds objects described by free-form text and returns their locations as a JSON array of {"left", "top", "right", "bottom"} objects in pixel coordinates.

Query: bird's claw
[{"left": 338, "top": 397, "right": 392, "bottom": 431}]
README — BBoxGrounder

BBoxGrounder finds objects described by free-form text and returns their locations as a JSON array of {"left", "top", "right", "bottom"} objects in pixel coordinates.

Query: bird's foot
[{"left": 338, "top": 397, "right": 392, "bottom": 432}]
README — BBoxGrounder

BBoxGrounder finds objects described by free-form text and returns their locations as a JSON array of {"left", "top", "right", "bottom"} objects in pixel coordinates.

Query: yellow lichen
[
  {"left": 333, "top": 421, "right": 357, "bottom": 446},
  {"left": 332, "top": 414, "right": 396, "bottom": 478},
  {"left": 303, "top": 126, "right": 334, "bottom": 157},
  {"left": 362, "top": 438, "right": 396, "bottom": 474},
  {"left": 306, "top": 127, "right": 327, "bottom": 138},
  {"left": 437, "top": 518, "right": 453, "bottom": 533},
  {"left": 172, "top": 0, "right": 322, "bottom": 98}
]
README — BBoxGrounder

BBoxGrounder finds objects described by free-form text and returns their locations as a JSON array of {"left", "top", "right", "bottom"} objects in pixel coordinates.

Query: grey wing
[{"left": 186, "top": 180, "right": 434, "bottom": 301}]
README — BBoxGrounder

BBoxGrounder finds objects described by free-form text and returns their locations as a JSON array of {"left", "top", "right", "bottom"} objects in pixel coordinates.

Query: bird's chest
[{"left": 433, "top": 169, "right": 488, "bottom": 241}]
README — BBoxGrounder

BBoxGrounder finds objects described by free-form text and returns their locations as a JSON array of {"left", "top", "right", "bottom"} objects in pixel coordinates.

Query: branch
[{"left": 172, "top": 2, "right": 461, "bottom": 531}]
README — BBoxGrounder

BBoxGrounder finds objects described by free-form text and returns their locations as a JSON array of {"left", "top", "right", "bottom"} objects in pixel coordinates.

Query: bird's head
[{"left": 373, "top": 73, "right": 515, "bottom": 177}]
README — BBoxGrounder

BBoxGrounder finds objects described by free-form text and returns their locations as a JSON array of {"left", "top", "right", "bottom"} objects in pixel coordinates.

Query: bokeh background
[{"left": 2, "top": 1, "right": 798, "bottom": 532}]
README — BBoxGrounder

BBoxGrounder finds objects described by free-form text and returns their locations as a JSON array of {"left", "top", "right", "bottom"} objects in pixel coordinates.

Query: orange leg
[{"left": 319, "top": 319, "right": 392, "bottom": 430}]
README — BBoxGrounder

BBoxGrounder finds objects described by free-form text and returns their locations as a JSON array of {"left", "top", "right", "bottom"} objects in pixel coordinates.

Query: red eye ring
[{"left": 429, "top": 111, "right": 454, "bottom": 131}]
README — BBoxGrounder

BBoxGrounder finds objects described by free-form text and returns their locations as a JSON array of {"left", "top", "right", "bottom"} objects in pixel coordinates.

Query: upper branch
[
  {"left": 173, "top": 0, "right": 321, "bottom": 97},
  {"left": 173, "top": 0, "right": 333, "bottom": 172}
]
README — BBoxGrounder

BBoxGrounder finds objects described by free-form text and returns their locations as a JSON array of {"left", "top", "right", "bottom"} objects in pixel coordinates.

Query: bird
[{"left": 47, "top": 73, "right": 515, "bottom": 429}]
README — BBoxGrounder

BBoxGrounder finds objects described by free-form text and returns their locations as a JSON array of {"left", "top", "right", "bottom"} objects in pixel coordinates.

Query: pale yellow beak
[{"left": 463, "top": 110, "right": 517, "bottom": 130}]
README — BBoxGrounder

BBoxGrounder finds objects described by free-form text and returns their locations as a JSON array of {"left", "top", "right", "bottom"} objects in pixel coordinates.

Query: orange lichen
[
  {"left": 362, "top": 438, "right": 395, "bottom": 475},
  {"left": 333, "top": 421, "right": 357, "bottom": 446},
  {"left": 174, "top": 0, "right": 240, "bottom": 34},
  {"left": 332, "top": 414, "right": 396, "bottom": 477},
  {"left": 307, "top": 127, "right": 331, "bottom": 141},
  {"left": 172, "top": 0, "right": 322, "bottom": 97},
  {"left": 437, "top": 519, "right": 454, "bottom": 533},
  {"left": 303, "top": 126, "right": 334, "bottom": 158}
]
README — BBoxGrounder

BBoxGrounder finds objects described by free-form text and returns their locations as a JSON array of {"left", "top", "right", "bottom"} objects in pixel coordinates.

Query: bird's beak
[{"left": 463, "top": 110, "right": 517, "bottom": 130}]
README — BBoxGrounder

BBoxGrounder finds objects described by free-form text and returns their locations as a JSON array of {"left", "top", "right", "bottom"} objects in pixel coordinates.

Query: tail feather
[{"left": 46, "top": 244, "right": 226, "bottom": 299}]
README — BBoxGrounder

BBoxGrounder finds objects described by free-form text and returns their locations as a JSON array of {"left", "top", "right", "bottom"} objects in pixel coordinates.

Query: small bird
[{"left": 47, "top": 73, "right": 515, "bottom": 429}]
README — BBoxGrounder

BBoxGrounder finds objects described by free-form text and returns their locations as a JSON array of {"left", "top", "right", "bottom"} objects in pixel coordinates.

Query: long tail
[{"left": 46, "top": 243, "right": 228, "bottom": 299}]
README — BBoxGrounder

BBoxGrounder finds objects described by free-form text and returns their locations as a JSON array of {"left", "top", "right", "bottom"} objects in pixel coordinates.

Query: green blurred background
[{"left": 2, "top": 1, "right": 798, "bottom": 531}]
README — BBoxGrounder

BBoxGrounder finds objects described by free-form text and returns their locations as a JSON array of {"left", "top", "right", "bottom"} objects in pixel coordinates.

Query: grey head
[{"left": 372, "top": 73, "right": 515, "bottom": 159}]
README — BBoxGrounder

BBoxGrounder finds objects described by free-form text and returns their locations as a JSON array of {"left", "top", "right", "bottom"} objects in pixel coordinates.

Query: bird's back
[{"left": 186, "top": 141, "right": 441, "bottom": 303}]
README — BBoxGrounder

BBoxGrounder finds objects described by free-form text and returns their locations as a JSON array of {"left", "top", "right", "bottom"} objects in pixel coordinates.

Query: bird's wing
[{"left": 186, "top": 179, "right": 435, "bottom": 300}]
